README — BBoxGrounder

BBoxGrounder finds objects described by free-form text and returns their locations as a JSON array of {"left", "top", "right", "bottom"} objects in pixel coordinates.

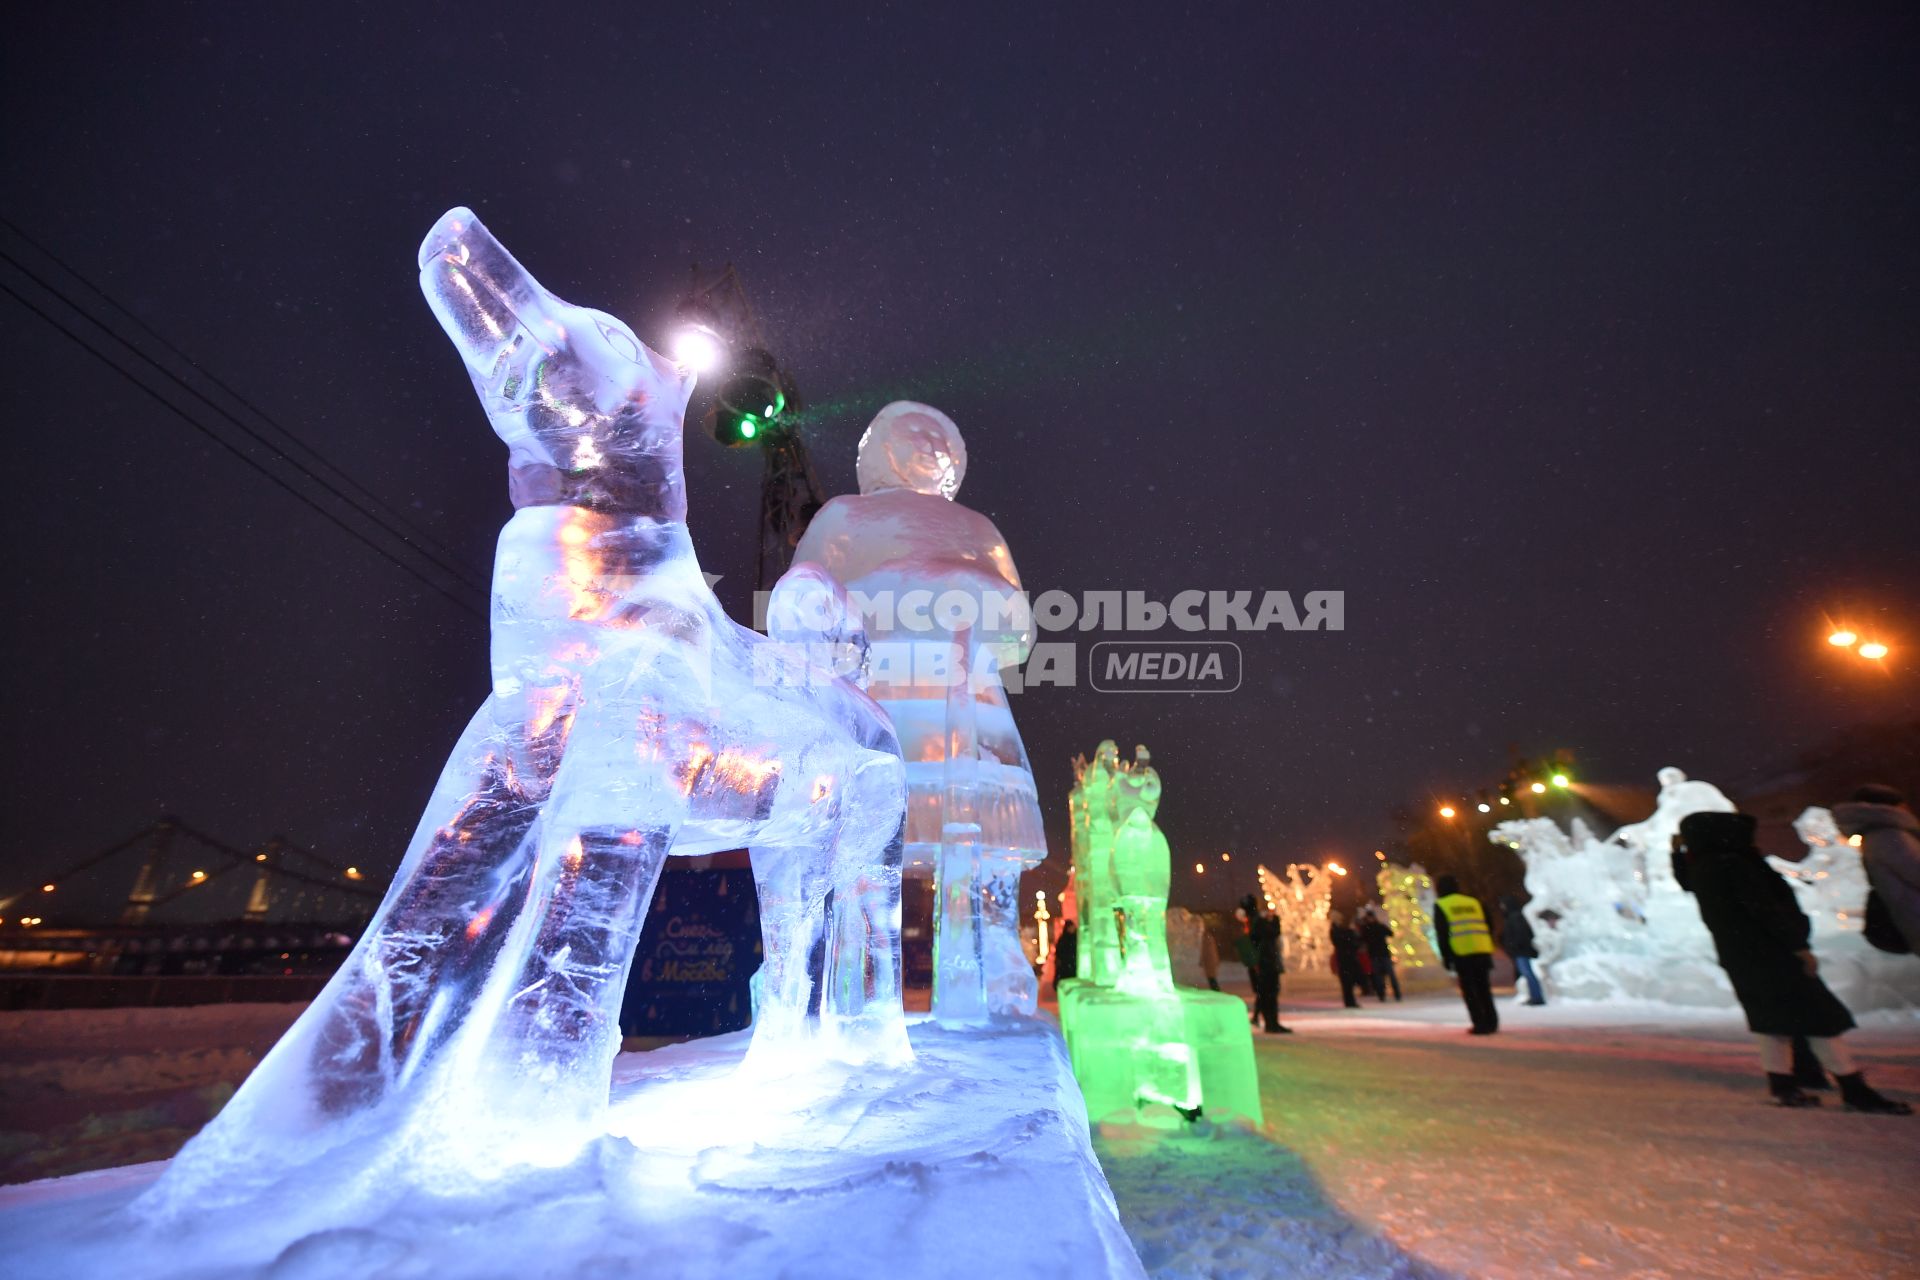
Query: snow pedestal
[
  {"left": 0, "top": 1017, "right": 1147, "bottom": 1280},
  {"left": 1057, "top": 980, "right": 1263, "bottom": 1125}
]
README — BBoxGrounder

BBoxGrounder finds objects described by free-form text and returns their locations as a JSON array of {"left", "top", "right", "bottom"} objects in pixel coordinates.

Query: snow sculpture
[
  {"left": 1495, "top": 817, "right": 1645, "bottom": 970},
  {"left": 1771, "top": 807, "right": 1920, "bottom": 1013},
  {"left": 792, "top": 402, "right": 1046, "bottom": 1022},
  {"left": 1256, "top": 862, "right": 1332, "bottom": 974},
  {"left": 1376, "top": 862, "right": 1442, "bottom": 972},
  {"left": 1494, "top": 767, "right": 1920, "bottom": 1013},
  {"left": 1609, "top": 766, "right": 1734, "bottom": 958},
  {"left": 1057, "top": 743, "right": 1260, "bottom": 1125},
  {"left": 1498, "top": 813, "right": 1728, "bottom": 1002},
  {"left": 1492, "top": 770, "right": 1739, "bottom": 1004},
  {"left": 139, "top": 209, "right": 909, "bottom": 1216}
]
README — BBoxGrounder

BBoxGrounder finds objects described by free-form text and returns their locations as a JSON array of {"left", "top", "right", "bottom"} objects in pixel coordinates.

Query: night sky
[{"left": 4, "top": 3, "right": 1917, "bottom": 917}]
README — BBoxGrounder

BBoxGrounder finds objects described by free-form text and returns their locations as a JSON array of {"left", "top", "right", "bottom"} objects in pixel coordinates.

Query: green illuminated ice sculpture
[{"left": 1057, "top": 742, "right": 1262, "bottom": 1125}]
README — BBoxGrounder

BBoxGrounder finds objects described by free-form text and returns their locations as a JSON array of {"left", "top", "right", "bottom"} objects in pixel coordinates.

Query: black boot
[
  {"left": 1790, "top": 1037, "right": 1832, "bottom": 1090},
  {"left": 1837, "top": 1073, "right": 1913, "bottom": 1115},
  {"left": 1767, "top": 1073, "right": 1822, "bottom": 1108}
]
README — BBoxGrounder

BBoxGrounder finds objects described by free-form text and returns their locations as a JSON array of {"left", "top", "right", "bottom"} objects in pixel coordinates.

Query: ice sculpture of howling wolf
[{"left": 141, "top": 209, "right": 908, "bottom": 1213}]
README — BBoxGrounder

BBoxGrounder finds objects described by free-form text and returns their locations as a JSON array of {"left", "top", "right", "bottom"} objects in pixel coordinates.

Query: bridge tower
[{"left": 120, "top": 816, "right": 178, "bottom": 924}]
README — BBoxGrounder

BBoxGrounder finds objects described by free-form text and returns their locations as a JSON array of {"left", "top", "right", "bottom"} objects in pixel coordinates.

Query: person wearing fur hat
[{"left": 1677, "top": 811, "right": 1909, "bottom": 1113}]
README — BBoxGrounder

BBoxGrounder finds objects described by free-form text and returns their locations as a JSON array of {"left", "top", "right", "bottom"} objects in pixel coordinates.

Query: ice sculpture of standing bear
[
  {"left": 793, "top": 402, "right": 1048, "bottom": 1022},
  {"left": 141, "top": 209, "right": 908, "bottom": 1215}
]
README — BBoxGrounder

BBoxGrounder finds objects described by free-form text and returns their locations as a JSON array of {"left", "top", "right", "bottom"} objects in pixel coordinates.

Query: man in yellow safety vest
[{"left": 1434, "top": 875, "right": 1500, "bottom": 1035}]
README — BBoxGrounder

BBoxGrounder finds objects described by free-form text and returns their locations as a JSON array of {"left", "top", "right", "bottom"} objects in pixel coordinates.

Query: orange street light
[
  {"left": 1828, "top": 630, "right": 1858, "bottom": 648},
  {"left": 1859, "top": 641, "right": 1890, "bottom": 660},
  {"left": 1439, "top": 805, "right": 1457, "bottom": 819},
  {"left": 1530, "top": 782, "right": 1547, "bottom": 794}
]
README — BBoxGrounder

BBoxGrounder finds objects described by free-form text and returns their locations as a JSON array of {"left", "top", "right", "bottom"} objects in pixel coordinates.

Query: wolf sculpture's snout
[
  {"left": 416, "top": 205, "right": 478, "bottom": 272},
  {"left": 417, "top": 205, "right": 551, "bottom": 380}
]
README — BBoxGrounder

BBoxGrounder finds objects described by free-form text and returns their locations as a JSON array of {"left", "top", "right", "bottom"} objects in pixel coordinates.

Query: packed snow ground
[
  {"left": 0, "top": 1001, "right": 299, "bottom": 1183},
  {"left": 1094, "top": 976, "right": 1920, "bottom": 1280},
  {"left": 4, "top": 983, "right": 1918, "bottom": 1278}
]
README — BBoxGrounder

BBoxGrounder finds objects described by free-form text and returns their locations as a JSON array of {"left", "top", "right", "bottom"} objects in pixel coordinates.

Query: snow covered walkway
[
  {"left": 4, "top": 990, "right": 1916, "bottom": 1277},
  {"left": 1095, "top": 986, "right": 1920, "bottom": 1279}
]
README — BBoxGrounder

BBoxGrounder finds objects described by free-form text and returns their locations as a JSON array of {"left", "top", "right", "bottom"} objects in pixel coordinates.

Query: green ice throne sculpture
[{"left": 1056, "top": 741, "right": 1261, "bottom": 1125}]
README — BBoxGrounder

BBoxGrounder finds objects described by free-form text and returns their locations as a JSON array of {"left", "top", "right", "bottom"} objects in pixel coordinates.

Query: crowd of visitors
[{"left": 1046, "top": 783, "right": 1916, "bottom": 1118}]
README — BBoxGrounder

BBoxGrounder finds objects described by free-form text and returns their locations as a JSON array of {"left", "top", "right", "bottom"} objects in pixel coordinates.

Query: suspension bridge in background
[{"left": 0, "top": 816, "right": 381, "bottom": 1010}]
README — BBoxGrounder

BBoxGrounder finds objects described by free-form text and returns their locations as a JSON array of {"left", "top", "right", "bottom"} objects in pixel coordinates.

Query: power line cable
[
  {"left": 0, "top": 247, "right": 491, "bottom": 598},
  {"left": 0, "top": 280, "right": 488, "bottom": 622},
  {"left": 0, "top": 214, "right": 486, "bottom": 584}
]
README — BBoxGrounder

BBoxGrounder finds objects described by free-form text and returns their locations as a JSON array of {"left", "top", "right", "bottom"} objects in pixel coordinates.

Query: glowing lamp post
[
  {"left": 1826, "top": 623, "right": 1892, "bottom": 663},
  {"left": 668, "top": 297, "right": 727, "bottom": 375}
]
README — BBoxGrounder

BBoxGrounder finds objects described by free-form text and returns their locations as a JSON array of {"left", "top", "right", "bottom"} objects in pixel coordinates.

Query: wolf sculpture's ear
[{"left": 417, "top": 207, "right": 553, "bottom": 379}]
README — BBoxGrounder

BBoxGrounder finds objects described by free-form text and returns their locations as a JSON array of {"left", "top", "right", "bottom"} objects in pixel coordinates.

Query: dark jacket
[
  {"left": 1328, "top": 922, "right": 1365, "bottom": 977},
  {"left": 1833, "top": 801, "right": 1920, "bottom": 952},
  {"left": 1247, "top": 913, "right": 1282, "bottom": 972},
  {"left": 1679, "top": 812, "right": 1855, "bottom": 1038},
  {"left": 1498, "top": 896, "right": 1538, "bottom": 959},
  {"left": 1054, "top": 924, "right": 1077, "bottom": 982},
  {"left": 1359, "top": 916, "right": 1395, "bottom": 963}
]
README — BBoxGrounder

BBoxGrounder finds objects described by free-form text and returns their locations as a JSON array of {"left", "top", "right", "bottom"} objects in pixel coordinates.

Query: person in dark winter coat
[
  {"left": 1832, "top": 784, "right": 1920, "bottom": 953},
  {"left": 1359, "top": 905, "right": 1401, "bottom": 1001},
  {"left": 1677, "top": 811, "right": 1909, "bottom": 1114},
  {"left": 1675, "top": 835, "right": 1828, "bottom": 1089},
  {"left": 1239, "top": 894, "right": 1290, "bottom": 1033},
  {"left": 1052, "top": 919, "right": 1077, "bottom": 995},
  {"left": 1499, "top": 894, "right": 1546, "bottom": 1005},
  {"left": 1327, "top": 910, "right": 1366, "bottom": 1008}
]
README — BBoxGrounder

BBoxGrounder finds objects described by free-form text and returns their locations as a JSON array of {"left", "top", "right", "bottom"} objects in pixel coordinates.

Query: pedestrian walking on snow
[
  {"left": 1359, "top": 904, "right": 1402, "bottom": 1001},
  {"left": 1677, "top": 811, "right": 1909, "bottom": 1114},
  {"left": 1328, "top": 910, "right": 1367, "bottom": 1009},
  {"left": 1434, "top": 875, "right": 1499, "bottom": 1034},
  {"left": 1500, "top": 894, "right": 1546, "bottom": 1006},
  {"left": 1052, "top": 919, "right": 1077, "bottom": 995},
  {"left": 1239, "top": 894, "right": 1290, "bottom": 1033}
]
